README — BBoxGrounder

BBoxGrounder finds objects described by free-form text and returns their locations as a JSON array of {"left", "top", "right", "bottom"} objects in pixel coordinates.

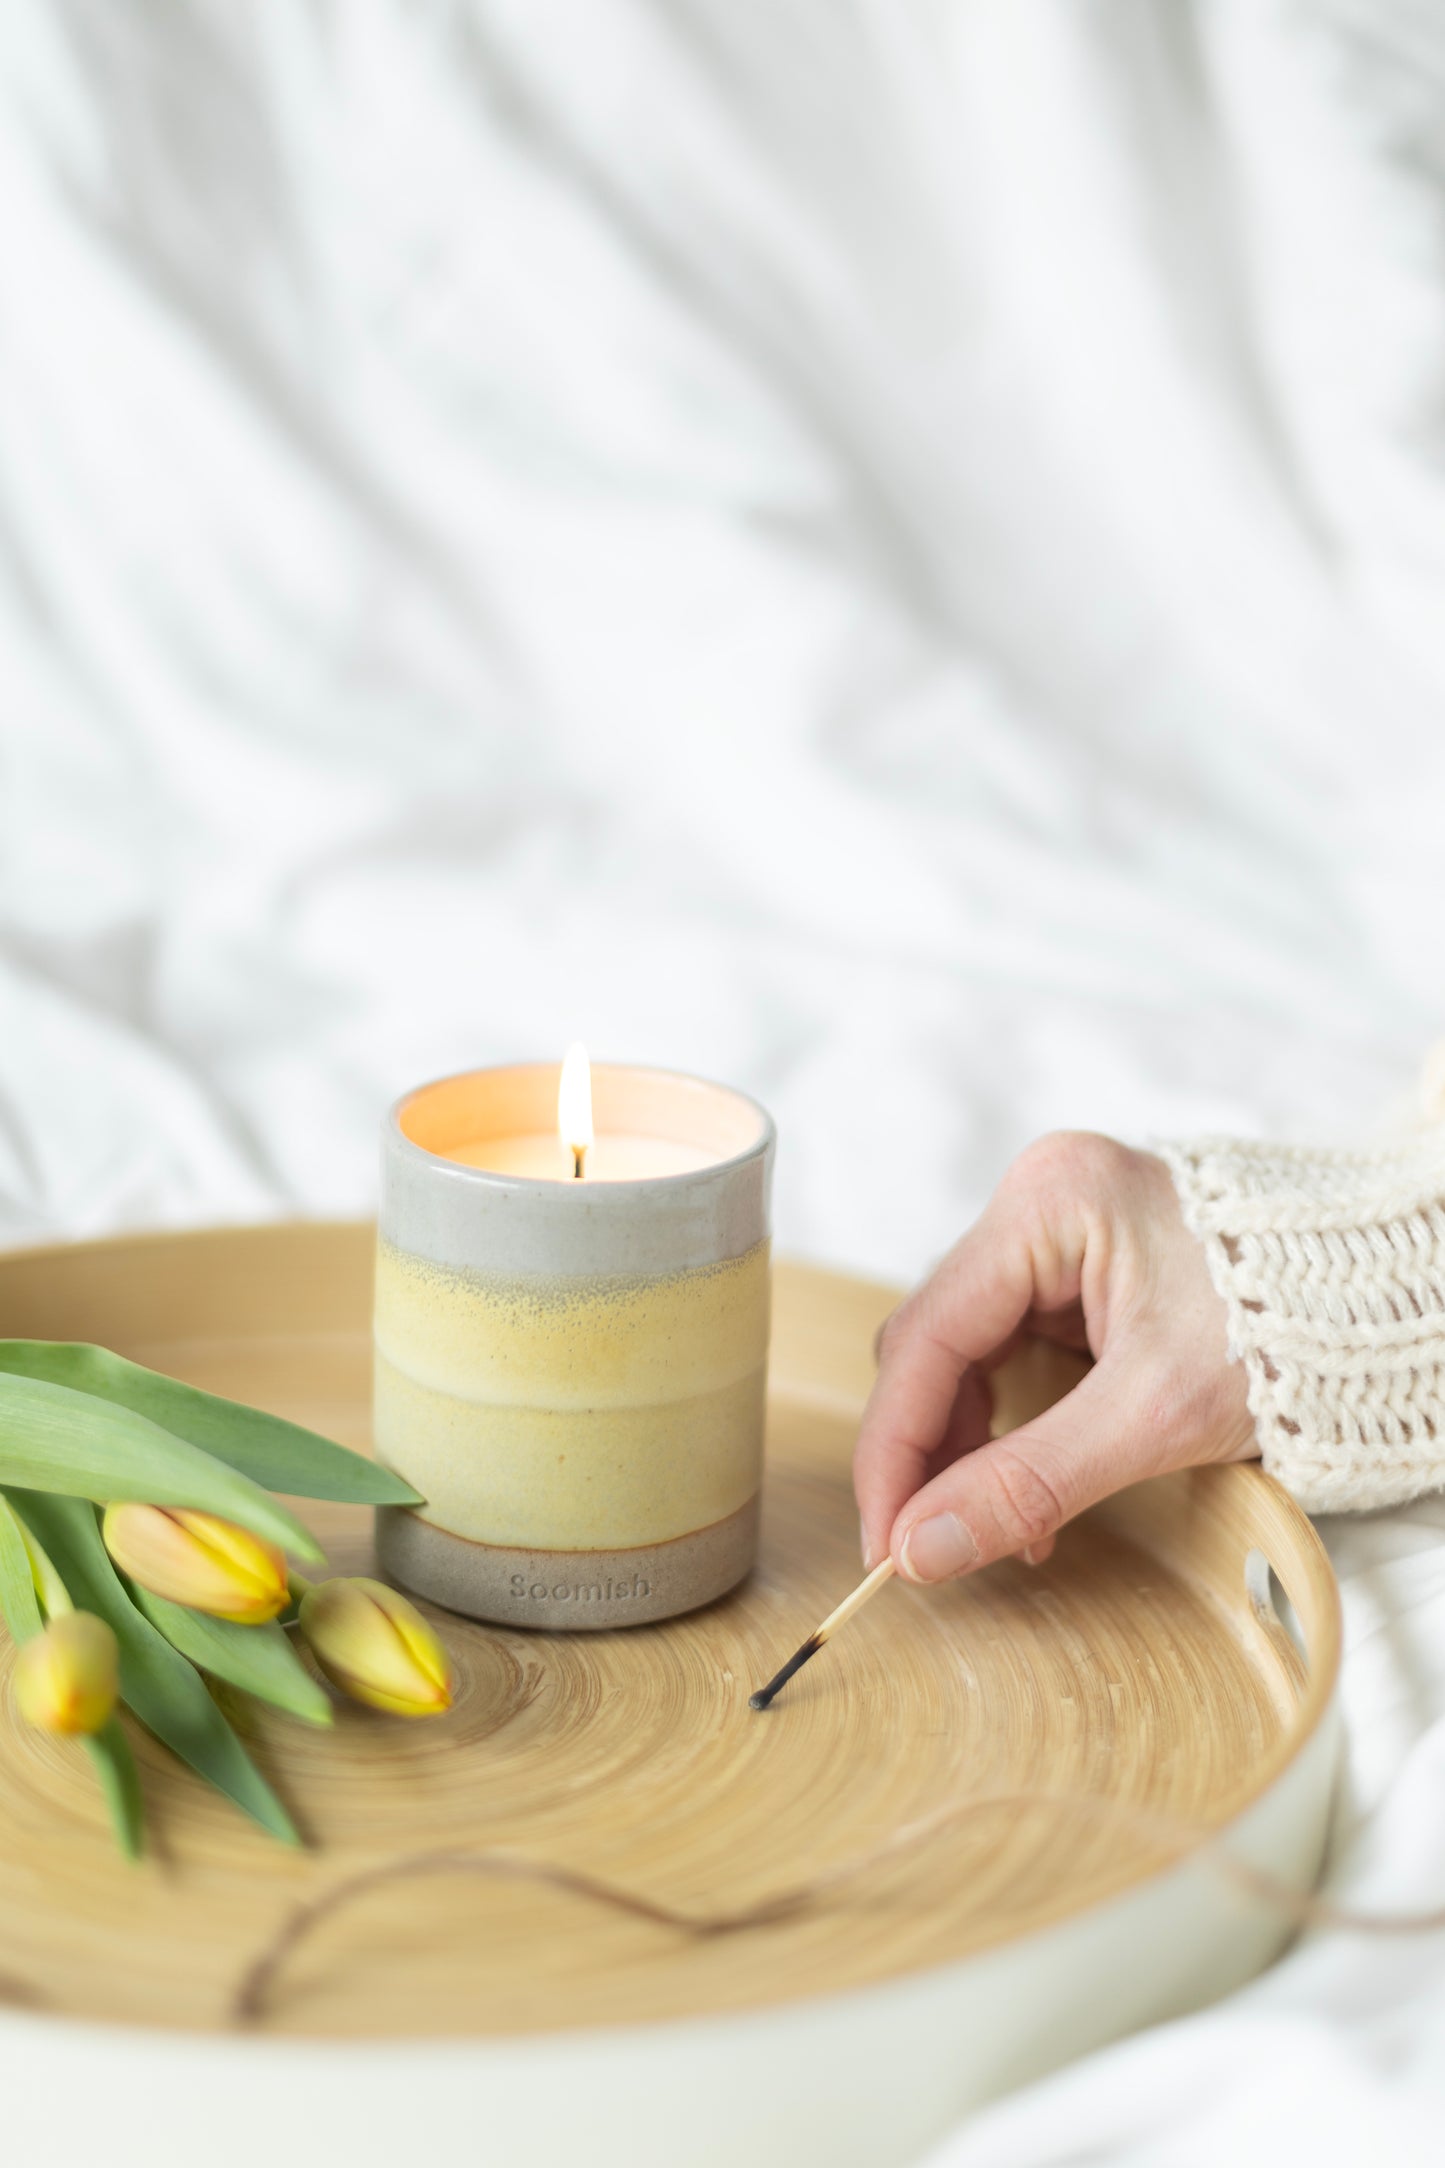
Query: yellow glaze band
[{"left": 373, "top": 1239, "right": 770, "bottom": 1549}]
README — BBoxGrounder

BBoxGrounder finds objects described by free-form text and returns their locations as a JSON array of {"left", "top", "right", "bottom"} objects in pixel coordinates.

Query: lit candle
[
  {"left": 448, "top": 1046, "right": 713, "bottom": 1183},
  {"left": 373, "top": 1056, "right": 774, "bottom": 1629}
]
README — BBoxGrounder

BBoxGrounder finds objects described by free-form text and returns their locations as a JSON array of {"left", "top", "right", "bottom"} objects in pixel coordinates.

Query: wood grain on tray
[{"left": 0, "top": 1225, "right": 1339, "bottom": 2039}]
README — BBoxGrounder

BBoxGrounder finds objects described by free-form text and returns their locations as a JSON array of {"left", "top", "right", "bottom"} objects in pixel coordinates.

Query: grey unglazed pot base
[{"left": 376, "top": 1497, "right": 761, "bottom": 1630}]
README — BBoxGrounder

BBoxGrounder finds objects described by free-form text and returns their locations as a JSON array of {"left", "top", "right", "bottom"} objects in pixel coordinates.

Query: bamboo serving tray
[{"left": 0, "top": 1223, "right": 1341, "bottom": 2168}]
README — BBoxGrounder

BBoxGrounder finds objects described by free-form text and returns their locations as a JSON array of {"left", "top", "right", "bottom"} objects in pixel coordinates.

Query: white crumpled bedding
[{"left": 2, "top": 5, "right": 1444, "bottom": 2162}]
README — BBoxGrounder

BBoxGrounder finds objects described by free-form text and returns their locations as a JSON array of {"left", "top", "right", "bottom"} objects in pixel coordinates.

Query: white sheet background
[{"left": 2, "top": 4, "right": 1445, "bottom": 2162}]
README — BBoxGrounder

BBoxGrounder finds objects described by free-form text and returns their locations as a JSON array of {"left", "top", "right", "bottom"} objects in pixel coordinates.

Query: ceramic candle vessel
[{"left": 374, "top": 1063, "right": 775, "bottom": 1629}]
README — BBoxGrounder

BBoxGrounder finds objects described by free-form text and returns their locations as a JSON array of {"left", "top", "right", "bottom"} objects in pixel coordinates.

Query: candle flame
[{"left": 558, "top": 1043, "right": 594, "bottom": 1171}]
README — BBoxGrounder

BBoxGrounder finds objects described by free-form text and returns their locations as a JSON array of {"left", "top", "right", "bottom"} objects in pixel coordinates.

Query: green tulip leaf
[
  {"left": 133, "top": 1590, "right": 332, "bottom": 1728},
  {"left": 0, "top": 1342, "right": 421, "bottom": 1507},
  {"left": 0, "top": 1496, "right": 42, "bottom": 1643},
  {"left": 6, "top": 1492, "right": 300, "bottom": 1846},
  {"left": 83, "top": 1719, "right": 146, "bottom": 1861},
  {"left": 0, "top": 1370, "right": 323, "bottom": 1562}
]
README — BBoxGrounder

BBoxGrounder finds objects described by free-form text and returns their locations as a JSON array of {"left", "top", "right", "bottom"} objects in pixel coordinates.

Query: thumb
[{"left": 888, "top": 1357, "right": 1144, "bottom": 1583}]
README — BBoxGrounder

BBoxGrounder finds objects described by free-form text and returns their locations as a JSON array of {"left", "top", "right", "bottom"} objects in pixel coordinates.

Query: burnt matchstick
[{"left": 748, "top": 1559, "right": 897, "bottom": 1710}]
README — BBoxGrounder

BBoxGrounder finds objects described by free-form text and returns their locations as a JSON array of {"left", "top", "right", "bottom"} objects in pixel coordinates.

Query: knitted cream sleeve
[{"left": 1160, "top": 1133, "right": 1445, "bottom": 1514}]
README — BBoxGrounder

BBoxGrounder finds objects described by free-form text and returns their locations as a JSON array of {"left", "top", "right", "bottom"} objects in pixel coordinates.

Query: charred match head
[
  {"left": 746, "top": 1558, "right": 898, "bottom": 1712},
  {"left": 748, "top": 1633, "right": 821, "bottom": 1711}
]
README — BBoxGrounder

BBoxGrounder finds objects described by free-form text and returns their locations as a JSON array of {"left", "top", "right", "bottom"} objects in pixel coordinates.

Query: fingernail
[
  {"left": 860, "top": 1519, "right": 874, "bottom": 1571},
  {"left": 900, "top": 1513, "right": 979, "bottom": 1584}
]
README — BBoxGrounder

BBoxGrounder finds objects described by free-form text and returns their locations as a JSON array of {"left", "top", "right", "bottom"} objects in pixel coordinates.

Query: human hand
[{"left": 854, "top": 1134, "right": 1255, "bottom": 1584}]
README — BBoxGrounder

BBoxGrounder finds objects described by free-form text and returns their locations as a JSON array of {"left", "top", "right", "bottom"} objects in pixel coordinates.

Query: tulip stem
[{"left": 287, "top": 1572, "right": 314, "bottom": 1602}]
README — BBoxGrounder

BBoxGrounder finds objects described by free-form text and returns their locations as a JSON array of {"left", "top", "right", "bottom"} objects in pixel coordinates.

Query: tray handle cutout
[{"left": 1245, "top": 1545, "right": 1310, "bottom": 1685}]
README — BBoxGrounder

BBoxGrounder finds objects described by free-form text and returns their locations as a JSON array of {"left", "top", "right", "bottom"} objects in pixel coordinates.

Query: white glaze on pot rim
[{"left": 381, "top": 1062, "right": 776, "bottom": 1281}]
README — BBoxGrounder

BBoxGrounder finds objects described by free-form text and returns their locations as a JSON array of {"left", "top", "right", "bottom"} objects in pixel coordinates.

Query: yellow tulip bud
[
  {"left": 298, "top": 1577, "right": 454, "bottom": 1717},
  {"left": 14, "top": 1611, "right": 119, "bottom": 1736},
  {"left": 102, "top": 1504, "right": 289, "bottom": 1624}
]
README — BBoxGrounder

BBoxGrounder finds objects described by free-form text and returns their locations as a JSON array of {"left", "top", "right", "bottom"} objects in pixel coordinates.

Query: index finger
[{"left": 853, "top": 1202, "right": 1036, "bottom": 1563}]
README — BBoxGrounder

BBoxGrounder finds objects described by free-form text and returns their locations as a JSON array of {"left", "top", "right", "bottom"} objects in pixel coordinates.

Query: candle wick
[{"left": 572, "top": 1146, "right": 586, "bottom": 1180}]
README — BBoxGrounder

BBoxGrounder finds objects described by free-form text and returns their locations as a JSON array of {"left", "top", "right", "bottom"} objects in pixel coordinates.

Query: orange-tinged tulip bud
[
  {"left": 298, "top": 1577, "right": 454, "bottom": 1717},
  {"left": 15, "top": 1611, "right": 119, "bottom": 1736},
  {"left": 102, "top": 1504, "right": 289, "bottom": 1624}
]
